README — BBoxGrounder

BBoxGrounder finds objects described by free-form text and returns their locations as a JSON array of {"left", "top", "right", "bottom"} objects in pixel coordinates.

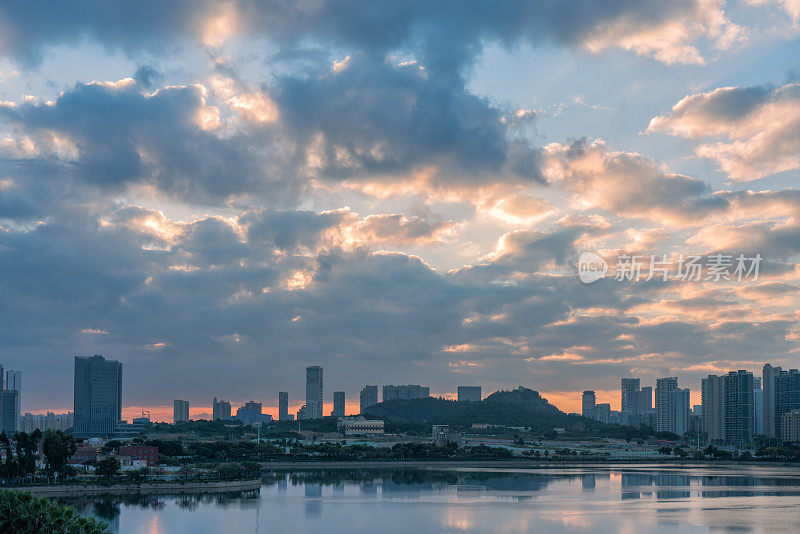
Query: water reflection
[{"left": 57, "top": 466, "right": 800, "bottom": 533}]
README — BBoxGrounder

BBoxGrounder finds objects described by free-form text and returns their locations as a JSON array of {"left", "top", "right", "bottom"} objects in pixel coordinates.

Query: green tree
[
  {"left": 0, "top": 433, "right": 16, "bottom": 482},
  {"left": 95, "top": 457, "right": 121, "bottom": 480},
  {"left": 0, "top": 490, "right": 109, "bottom": 533},
  {"left": 12, "top": 430, "right": 42, "bottom": 481},
  {"left": 42, "top": 430, "right": 78, "bottom": 482}
]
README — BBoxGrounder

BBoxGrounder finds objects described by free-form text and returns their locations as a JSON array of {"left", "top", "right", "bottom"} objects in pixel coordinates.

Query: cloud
[
  {"left": 0, "top": 1, "right": 743, "bottom": 68},
  {"left": 647, "top": 84, "right": 800, "bottom": 181},
  {"left": 542, "top": 139, "right": 727, "bottom": 224},
  {"left": 275, "top": 56, "right": 542, "bottom": 192},
  {"left": 0, "top": 79, "right": 293, "bottom": 204}
]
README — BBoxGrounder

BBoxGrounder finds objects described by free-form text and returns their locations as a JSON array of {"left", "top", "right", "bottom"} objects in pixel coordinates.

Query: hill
[{"left": 363, "top": 386, "right": 643, "bottom": 438}]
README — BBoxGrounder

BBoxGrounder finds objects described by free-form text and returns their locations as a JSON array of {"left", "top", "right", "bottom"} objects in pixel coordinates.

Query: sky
[{"left": 1, "top": 1, "right": 800, "bottom": 421}]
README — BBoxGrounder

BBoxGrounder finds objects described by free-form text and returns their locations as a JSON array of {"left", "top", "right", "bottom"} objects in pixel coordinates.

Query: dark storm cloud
[
  {"left": 274, "top": 56, "right": 541, "bottom": 185},
  {"left": 0, "top": 80, "right": 293, "bottom": 203},
  {"left": 0, "top": 1, "right": 707, "bottom": 68}
]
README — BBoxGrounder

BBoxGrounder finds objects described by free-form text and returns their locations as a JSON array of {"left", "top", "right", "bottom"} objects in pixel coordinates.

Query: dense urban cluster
[{"left": 582, "top": 364, "right": 800, "bottom": 446}]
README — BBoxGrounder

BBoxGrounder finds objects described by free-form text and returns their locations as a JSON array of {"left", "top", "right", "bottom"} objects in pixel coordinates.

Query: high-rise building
[
  {"left": 701, "top": 374, "right": 726, "bottom": 442},
  {"left": 621, "top": 378, "right": 641, "bottom": 425},
  {"left": 581, "top": 391, "right": 596, "bottom": 419},
  {"left": 306, "top": 366, "right": 324, "bottom": 419},
  {"left": 0, "top": 390, "right": 18, "bottom": 435},
  {"left": 457, "top": 386, "right": 482, "bottom": 402},
  {"left": 5, "top": 370, "right": 20, "bottom": 432},
  {"left": 724, "top": 370, "right": 755, "bottom": 444},
  {"left": 236, "top": 401, "right": 264, "bottom": 424},
  {"left": 279, "top": 392, "right": 289, "bottom": 421},
  {"left": 782, "top": 410, "right": 800, "bottom": 442},
  {"left": 73, "top": 355, "right": 122, "bottom": 436},
  {"left": 595, "top": 403, "right": 611, "bottom": 423},
  {"left": 332, "top": 391, "right": 345, "bottom": 417},
  {"left": 173, "top": 399, "right": 190, "bottom": 423},
  {"left": 754, "top": 377, "right": 763, "bottom": 435},
  {"left": 763, "top": 364, "right": 781, "bottom": 438},
  {"left": 360, "top": 385, "right": 378, "bottom": 414},
  {"left": 655, "top": 377, "right": 690, "bottom": 436},
  {"left": 212, "top": 397, "right": 231, "bottom": 420},
  {"left": 777, "top": 369, "right": 800, "bottom": 438},
  {"left": 382, "top": 385, "right": 430, "bottom": 401},
  {"left": 639, "top": 386, "right": 653, "bottom": 412}
]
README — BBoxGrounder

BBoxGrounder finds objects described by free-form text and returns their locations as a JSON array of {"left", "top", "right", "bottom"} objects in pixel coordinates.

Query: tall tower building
[
  {"left": 306, "top": 366, "right": 324, "bottom": 419},
  {"left": 173, "top": 399, "right": 190, "bottom": 423},
  {"left": 582, "top": 391, "right": 596, "bottom": 419},
  {"left": 701, "top": 374, "right": 726, "bottom": 442},
  {"left": 753, "top": 377, "right": 763, "bottom": 435},
  {"left": 724, "top": 370, "right": 754, "bottom": 444},
  {"left": 621, "top": 378, "right": 641, "bottom": 425},
  {"left": 763, "top": 364, "right": 781, "bottom": 438},
  {"left": 73, "top": 355, "right": 122, "bottom": 436},
  {"left": 639, "top": 386, "right": 653, "bottom": 412},
  {"left": 655, "top": 377, "right": 690, "bottom": 435},
  {"left": 332, "top": 391, "right": 345, "bottom": 417},
  {"left": 360, "top": 385, "right": 378, "bottom": 414},
  {"left": 279, "top": 392, "right": 289, "bottom": 421},
  {"left": 212, "top": 397, "right": 231, "bottom": 420},
  {"left": 776, "top": 368, "right": 800, "bottom": 438},
  {"left": 4, "top": 370, "right": 21, "bottom": 432}
]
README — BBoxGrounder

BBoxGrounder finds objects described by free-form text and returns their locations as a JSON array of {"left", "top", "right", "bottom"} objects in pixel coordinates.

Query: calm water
[{"left": 63, "top": 465, "right": 800, "bottom": 533}]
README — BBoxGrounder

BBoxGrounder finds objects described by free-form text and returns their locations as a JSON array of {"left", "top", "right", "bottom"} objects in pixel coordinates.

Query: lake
[{"left": 63, "top": 464, "right": 800, "bottom": 533}]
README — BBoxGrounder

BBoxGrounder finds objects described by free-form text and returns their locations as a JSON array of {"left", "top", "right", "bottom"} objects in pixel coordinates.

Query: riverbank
[
  {"left": 260, "top": 459, "right": 800, "bottom": 470},
  {"left": 5, "top": 479, "right": 262, "bottom": 497}
]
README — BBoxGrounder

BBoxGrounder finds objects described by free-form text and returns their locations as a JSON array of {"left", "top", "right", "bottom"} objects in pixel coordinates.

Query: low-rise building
[
  {"left": 432, "top": 424, "right": 450, "bottom": 446},
  {"left": 337, "top": 417, "right": 385, "bottom": 435},
  {"left": 118, "top": 445, "right": 159, "bottom": 467}
]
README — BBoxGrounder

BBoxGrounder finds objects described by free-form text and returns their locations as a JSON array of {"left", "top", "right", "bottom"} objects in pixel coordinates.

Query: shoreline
[
  {"left": 4, "top": 479, "right": 262, "bottom": 498},
  {"left": 260, "top": 459, "right": 800, "bottom": 470}
]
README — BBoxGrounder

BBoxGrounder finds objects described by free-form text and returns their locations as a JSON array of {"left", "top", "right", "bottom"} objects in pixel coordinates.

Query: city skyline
[
  {"left": 2, "top": 2, "right": 800, "bottom": 419},
  {"left": 15, "top": 355, "right": 792, "bottom": 424}
]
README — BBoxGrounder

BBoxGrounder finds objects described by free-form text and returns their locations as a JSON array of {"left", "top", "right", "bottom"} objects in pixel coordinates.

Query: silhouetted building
[
  {"left": 595, "top": 403, "right": 611, "bottom": 423},
  {"left": 212, "top": 397, "right": 231, "bottom": 420},
  {"left": 639, "top": 386, "right": 653, "bottom": 412},
  {"left": 332, "top": 391, "right": 345, "bottom": 417},
  {"left": 306, "top": 366, "right": 324, "bottom": 419},
  {"left": 621, "top": 378, "right": 640, "bottom": 425},
  {"left": 458, "top": 386, "right": 481, "bottom": 402},
  {"left": 0, "top": 390, "right": 18, "bottom": 435},
  {"left": 173, "top": 399, "right": 189, "bottom": 423},
  {"left": 582, "top": 391, "right": 596, "bottom": 419},
  {"left": 279, "top": 392, "right": 289, "bottom": 421},
  {"left": 73, "top": 355, "right": 122, "bottom": 436},
  {"left": 236, "top": 401, "right": 268, "bottom": 424},
  {"left": 383, "top": 385, "right": 429, "bottom": 401},
  {"left": 4, "top": 370, "right": 20, "bottom": 432},
  {"left": 359, "top": 385, "right": 378, "bottom": 414}
]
